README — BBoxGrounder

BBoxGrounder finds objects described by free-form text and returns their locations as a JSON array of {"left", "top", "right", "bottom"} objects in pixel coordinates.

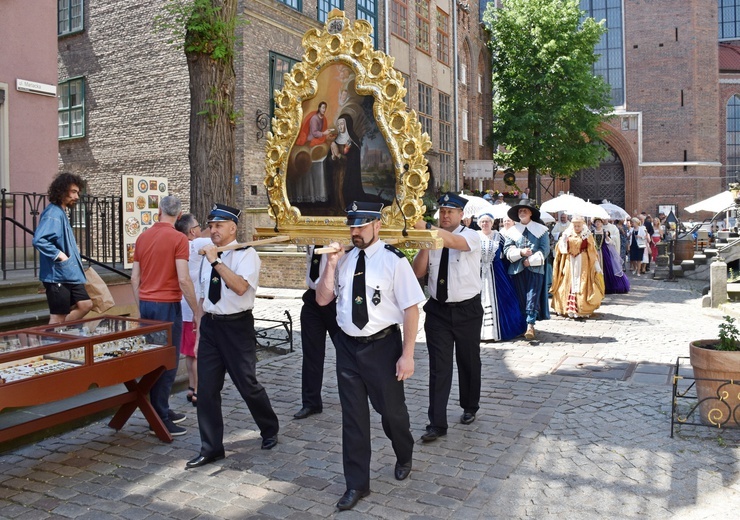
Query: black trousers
[
  {"left": 335, "top": 329, "right": 413, "bottom": 491},
  {"left": 423, "top": 296, "right": 483, "bottom": 430},
  {"left": 196, "top": 312, "right": 279, "bottom": 457},
  {"left": 300, "top": 289, "right": 339, "bottom": 410}
]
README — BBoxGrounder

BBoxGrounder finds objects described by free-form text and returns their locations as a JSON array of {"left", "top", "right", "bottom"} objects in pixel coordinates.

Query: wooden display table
[{"left": 0, "top": 316, "right": 176, "bottom": 443}]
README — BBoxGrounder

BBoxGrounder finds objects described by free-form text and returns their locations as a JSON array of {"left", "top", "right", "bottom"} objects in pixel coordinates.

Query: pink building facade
[{"left": 0, "top": 1, "right": 59, "bottom": 194}]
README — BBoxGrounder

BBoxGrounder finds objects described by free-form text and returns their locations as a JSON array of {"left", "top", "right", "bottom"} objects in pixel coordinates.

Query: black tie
[
  {"left": 437, "top": 247, "right": 449, "bottom": 303},
  {"left": 352, "top": 250, "right": 369, "bottom": 329},
  {"left": 309, "top": 247, "right": 321, "bottom": 282},
  {"left": 208, "top": 252, "right": 223, "bottom": 304}
]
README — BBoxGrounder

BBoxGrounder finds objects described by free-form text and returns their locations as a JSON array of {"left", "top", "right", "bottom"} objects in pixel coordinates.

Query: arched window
[
  {"left": 727, "top": 95, "right": 740, "bottom": 183},
  {"left": 720, "top": 0, "right": 740, "bottom": 40}
]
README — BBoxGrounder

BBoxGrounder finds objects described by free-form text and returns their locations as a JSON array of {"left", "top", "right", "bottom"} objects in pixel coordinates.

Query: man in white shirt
[
  {"left": 413, "top": 192, "right": 484, "bottom": 442},
  {"left": 186, "top": 204, "right": 279, "bottom": 469}
]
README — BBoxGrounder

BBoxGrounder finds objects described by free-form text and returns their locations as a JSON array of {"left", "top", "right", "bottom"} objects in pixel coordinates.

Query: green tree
[
  {"left": 156, "top": 0, "right": 239, "bottom": 221},
  {"left": 484, "top": 0, "right": 612, "bottom": 195}
]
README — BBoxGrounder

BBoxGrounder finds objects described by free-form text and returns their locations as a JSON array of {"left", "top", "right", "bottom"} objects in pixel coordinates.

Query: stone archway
[{"left": 570, "top": 144, "right": 626, "bottom": 207}]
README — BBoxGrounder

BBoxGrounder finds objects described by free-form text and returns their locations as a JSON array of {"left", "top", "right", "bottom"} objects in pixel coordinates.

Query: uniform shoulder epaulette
[
  {"left": 234, "top": 245, "right": 252, "bottom": 251},
  {"left": 385, "top": 244, "right": 405, "bottom": 258}
]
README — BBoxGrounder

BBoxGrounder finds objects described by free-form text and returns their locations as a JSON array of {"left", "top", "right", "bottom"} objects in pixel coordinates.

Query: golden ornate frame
[{"left": 257, "top": 9, "right": 441, "bottom": 248}]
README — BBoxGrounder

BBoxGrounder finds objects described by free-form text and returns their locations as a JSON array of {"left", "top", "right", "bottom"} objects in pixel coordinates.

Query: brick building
[
  {"left": 56, "top": 0, "right": 494, "bottom": 231},
  {"left": 54, "top": 0, "right": 740, "bottom": 224},
  {"left": 566, "top": 0, "right": 724, "bottom": 218}
]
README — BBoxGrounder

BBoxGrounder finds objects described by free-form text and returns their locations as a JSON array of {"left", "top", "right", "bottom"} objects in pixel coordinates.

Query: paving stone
[{"left": 4, "top": 278, "right": 740, "bottom": 517}]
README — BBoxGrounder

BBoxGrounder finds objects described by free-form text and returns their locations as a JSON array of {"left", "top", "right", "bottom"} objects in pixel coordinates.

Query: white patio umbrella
[
  {"left": 562, "top": 201, "right": 610, "bottom": 220},
  {"left": 539, "top": 211, "right": 555, "bottom": 223},
  {"left": 459, "top": 193, "right": 495, "bottom": 219},
  {"left": 432, "top": 194, "right": 495, "bottom": 220},
  {"left": 685, "top": 191, "right": 736, "bottom": 213},
  {"left": 540, "top": 193, "right": 586, "bottom": 214},
  {"left": 599, "top": 201, "right": 630, "bottom": 220},
  {"left": 475, "top": 203, "right": 511, "bottom": 220}
]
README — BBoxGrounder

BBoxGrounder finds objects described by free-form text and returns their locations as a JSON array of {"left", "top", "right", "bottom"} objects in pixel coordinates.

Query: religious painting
[
  {"left": 260, "top": 9, "right": 438, "bottom": 248},
  {"left": 286, "top": 63, "right": 395, "bottom": 216}
]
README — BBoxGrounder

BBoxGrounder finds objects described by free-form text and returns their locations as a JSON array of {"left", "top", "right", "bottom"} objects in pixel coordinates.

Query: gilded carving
[{"left": 258, "top": 9, "right": 438, "bottom": 248}]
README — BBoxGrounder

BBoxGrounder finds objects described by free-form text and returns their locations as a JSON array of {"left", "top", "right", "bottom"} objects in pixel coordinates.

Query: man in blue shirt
[{"left": 33, "top": 173, "right": 92, "bottom": 324}]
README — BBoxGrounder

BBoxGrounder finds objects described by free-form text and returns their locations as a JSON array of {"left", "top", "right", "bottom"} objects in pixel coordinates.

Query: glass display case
[{"left": 0, "top": 316, "right": 176, "bottom": 443}]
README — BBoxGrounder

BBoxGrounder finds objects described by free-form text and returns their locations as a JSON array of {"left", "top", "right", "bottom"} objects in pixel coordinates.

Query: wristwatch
[
  {"left": 426, "top": 221, "right": 433, "bottom": 230},
  {"left": 210, "top": 258, "right": 223, "bottom": 267}
]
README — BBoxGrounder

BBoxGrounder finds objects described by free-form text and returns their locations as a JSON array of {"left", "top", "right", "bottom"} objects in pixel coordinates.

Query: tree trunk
[
  {"left": 528, "top": 165, "right": 538, "bottom": 203},
  {"left": 185, "top": 1, "right": 237, "bottom": 222}
]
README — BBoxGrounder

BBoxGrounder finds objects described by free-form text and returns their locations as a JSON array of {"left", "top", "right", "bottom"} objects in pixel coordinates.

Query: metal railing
[{"left": 1, "top": 189, "right": 127, "bottom": 280}]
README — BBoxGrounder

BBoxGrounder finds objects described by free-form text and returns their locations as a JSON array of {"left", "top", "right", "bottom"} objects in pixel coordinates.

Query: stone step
[
  {"left": 680, "top": 260, "right": 696, "bottom": 271},
  {"left": 693, "top": 254, "right": 708, "bottom": 265},
  {"left": 704, "top": 248, "right": 719, "bottom": 258},
  {"left": 0, "top": 292, "right": 48, "bottom": 313}
]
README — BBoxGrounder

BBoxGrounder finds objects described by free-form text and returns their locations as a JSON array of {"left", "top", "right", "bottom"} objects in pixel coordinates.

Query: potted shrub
[{"left": 689, "top": 316, "right": 740, "bottom": 427}]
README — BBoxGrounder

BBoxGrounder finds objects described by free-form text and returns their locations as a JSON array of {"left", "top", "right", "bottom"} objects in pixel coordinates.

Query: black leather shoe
[
  {"left": 336, "top": 489, "right": 370, "bottom": 511},
  {"left": 185, "top": 453, "right": 224, "bottom": 469},
  {"left": 261, "top": 436, "right": 278, "bottom": 450},
  {"left": 461, "top": 412, "right": 476, "bottom": 425},
  {"left": 420, "top": 427, "right": 447, "bottom": 442},
  {"left": 394, "top": 461, "right": 412, "bottom": 481},
  {"left": 293, "top": 407, "right": 321, "bottom": 420}
]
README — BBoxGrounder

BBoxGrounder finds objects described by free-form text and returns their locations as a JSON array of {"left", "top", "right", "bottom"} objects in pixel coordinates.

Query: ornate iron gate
[{"left": 570, "top": 145, "right": 625, "bottom": 207}]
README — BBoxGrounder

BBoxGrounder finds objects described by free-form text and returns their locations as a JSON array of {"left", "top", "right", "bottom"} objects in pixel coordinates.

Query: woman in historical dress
[
  {"left": 592, "top": 218, "right": 630, "bottom": 294},
  {"left": 650, "top": 215, "right": 663, "bottom": 261},
  {"left": 478, "top": 214, "right": 526, "bottom": 341},
  {"left": 551, "top": 216, "right": 605, "bottom": 319},
  {"left": 628, "top": 217, "right": 649, "bottom": 276}
]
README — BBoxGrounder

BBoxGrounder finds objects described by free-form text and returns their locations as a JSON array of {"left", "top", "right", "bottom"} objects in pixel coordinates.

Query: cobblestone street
[{"left": 2, "top": 275, "right": 740, "bottom": 519}]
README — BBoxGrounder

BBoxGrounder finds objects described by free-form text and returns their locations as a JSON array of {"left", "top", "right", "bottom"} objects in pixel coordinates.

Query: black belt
[
  {"left": 349, "top": 325, "right": 399, "bottom": 344},
  {"left": 434, "top": 294, "right": 481, "bottom": 307},
  {"left": 204, "top": 310, "right": 252, "bottom": 321}
]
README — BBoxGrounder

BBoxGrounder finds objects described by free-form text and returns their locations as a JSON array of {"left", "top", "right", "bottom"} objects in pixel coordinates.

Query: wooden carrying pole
[
  {"left": 313, "top": 238, "right": 399, "bottom": 254},
  {"left": 198, "top": 235, "right": 290, "bottom": 255}
]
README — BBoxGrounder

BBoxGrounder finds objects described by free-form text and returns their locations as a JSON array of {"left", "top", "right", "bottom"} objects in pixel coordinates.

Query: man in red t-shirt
[{"left": 131, "top": 195, "right": 200, "bottom": 437}]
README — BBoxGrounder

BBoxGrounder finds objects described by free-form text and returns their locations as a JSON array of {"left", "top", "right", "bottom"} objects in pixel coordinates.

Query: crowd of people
[{"left": 33, "top": 173, "right": 669, "bottom": 512}]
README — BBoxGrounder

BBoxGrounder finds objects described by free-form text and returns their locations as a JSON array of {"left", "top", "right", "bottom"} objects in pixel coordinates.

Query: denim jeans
[{"left": 139, "top": 300, "right": 182, "bottom": 421}]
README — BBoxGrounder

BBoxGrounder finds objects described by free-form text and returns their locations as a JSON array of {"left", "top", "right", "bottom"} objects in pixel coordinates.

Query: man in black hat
[
  {"left": 186, "top": 204, "right": 280, "bottom": 469},
  {"left": 412, "top": 192, "right": 483, "bottom": 442},
  {"left": 317, "top": 201, "right": 425, "bottom": 511},
  {"left": 503, "top": 199, "right": 551, "bottom": 340}
]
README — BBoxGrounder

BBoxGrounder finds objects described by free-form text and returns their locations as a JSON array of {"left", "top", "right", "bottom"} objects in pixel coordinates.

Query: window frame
[
  {"left": 58, "top": 0, "right": 84, "bottom": 37},
  {"left": 58, "top": 77, "right": 85, "bottom": 140},
  {"left": 580, "top": 0, "right": 624, "bottom": 106},
  {"left": 439, "top": 92, "right": 452, "bottom": 155},
  {"left": 416, "top": 0, "right": 432, "bottom": 55},
  {"left": 391, "top": 0, "right": 408, "bottom": 41},
  {"left": 277, "top": 0, "right": 302, "bottom": 12},
  {"left": 318, "top": 0, "right": 343, "bottom": 23},
  {"left": 478, "top": 117, "right": 484, "bottom": 146},
  {"left": 720, "top": 0, "right": 740, "bottom": 40},
  {"left": 418, "top": 82, "right": 433, "bottom": 140},
  {"left": 357, "top": 0, "right": 378, "bottom": 48},
  {"left": 269, "top": 52, "right": 300, "bottom": 122},
  {"left": 462, "top": 109, "right": 469, "bottom": 141},
  {"left": 727, "top": 94, "right": 740, "bottom": 183},
  {"left": 436, "top": 8, "right": 450, "bottom": 66}
]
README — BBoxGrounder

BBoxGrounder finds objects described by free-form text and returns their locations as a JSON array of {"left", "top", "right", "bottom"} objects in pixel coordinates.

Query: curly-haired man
[{"left": 33, "top": 172, "right": 92, "bottom": 324}]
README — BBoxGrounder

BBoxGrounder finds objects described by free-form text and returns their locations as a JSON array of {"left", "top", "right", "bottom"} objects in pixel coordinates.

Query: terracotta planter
[{"left": 689, "top": 340, "right": 740, "bottom": 427}]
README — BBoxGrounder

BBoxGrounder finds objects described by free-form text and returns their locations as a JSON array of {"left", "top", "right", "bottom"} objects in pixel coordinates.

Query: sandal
[
  {"left": 186, "top": 386, "right": 195, "bottom": 403},
  {"left": 191, "top": 392, "right": 197, "bottom": 407}
]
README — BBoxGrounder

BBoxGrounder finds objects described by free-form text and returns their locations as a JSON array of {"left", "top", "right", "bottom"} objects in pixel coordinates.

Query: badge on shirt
[{"left": 372, "top": 288, "right": 381, "bottom": 306}]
